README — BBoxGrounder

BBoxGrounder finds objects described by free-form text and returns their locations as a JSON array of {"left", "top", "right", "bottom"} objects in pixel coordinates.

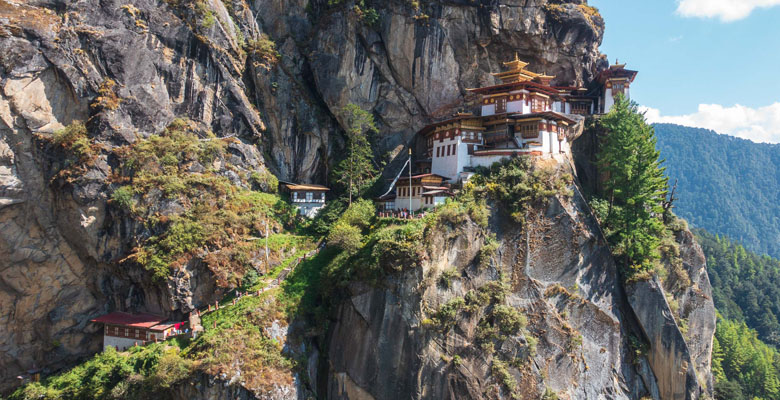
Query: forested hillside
[
  {"left": 697, "top": 230, "right": 780, "bottom": 346},
  {"left": 696, "top": 230, "right": 780, "bottom": 399},
  {"left": 654, "top": 124, "right": 780, "bottom": 258}
]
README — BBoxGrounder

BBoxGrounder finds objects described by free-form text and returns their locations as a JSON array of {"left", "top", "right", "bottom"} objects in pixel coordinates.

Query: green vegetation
[
  {"left": 327, "top": 0, "right": 379, "bottom": 25},
  {"left": 713, "top": 318, "right": 780, "bottom": 399},
  {"left": 432, "top": 297, "right": 465, "bottom": 331},
  {"left": 190, "top": 292, "right": 295, "bottom": 393},
  {"left": 697, "top": 230, "right": 780, "bottom": 346},
  {"left": 116, "top": 119, "right": 298, "bottom": 283},
  {"left": 491, "top": 359, "right": 519, "bottom": 399},
  {"left": 694, "top": 229, "right": 780, "bottom": 398},
  {"left": 352, "top": 0, "right": 379, "bottom": 25},
  {"left": 249, "top": 169, "right": 279, "bottom": 193},
  {"left": 590, "top": 95, "right": 670, "bottom": 280},
  {"left": 195, "top": 0, "right": 216, "bottom": 28},
  {"left": 468, "top": 156, "right": 572, "bottom": 223},
  {"left": 493, "top": 305, "right": 527, "bottom": 335},
  {"left": 542, "top": 387, "right": 560, "bottom": 400},
  {"left": 91, "top": 79, "right": 121, "bottom": 111},
  {"left": 51, "top": 121, "right": 94, "bottom": 165},
  {"left": 110, "top": 185, "right": 136, "bottom": 211},
  {"left": 246, "top": 34, "right": 280, "bottom": 70},
  {"left": 332, "top": 104, "right": 378, "bottom": 204},
  {"left": 654, "top": 123, "right": 780, "bottom": 259},
  {"left": 438, "top": 267, "right": 458, "bottom": 289},
  {"left": 9, "top": 344, "right": 191, "bottom": 400}
]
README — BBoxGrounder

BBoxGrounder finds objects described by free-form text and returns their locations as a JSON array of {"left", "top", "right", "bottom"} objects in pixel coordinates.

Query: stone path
[{"left": 189, "top": 245, "right": 322, "bottom": 335}]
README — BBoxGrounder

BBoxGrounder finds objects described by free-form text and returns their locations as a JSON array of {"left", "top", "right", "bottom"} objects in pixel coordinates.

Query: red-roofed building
[{"left": 91, "top": 312, "right": 185, "bottom": 351}]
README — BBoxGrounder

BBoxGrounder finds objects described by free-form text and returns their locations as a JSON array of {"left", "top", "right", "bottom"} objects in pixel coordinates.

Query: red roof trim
[{"left": 91, "top": 312, "right": 167, "bottom": 329}]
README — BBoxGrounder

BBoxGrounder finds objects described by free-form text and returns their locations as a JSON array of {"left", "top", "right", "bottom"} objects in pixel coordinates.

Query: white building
[
  {"left": 282, "top": 183, "right": 329, "bottom": 218},
  {"left": 91, "top": 312, "right": 184, "bottom": 351},
  {"left": 596, "top": 61, "right": 638, "bottom": 114},
  {"left": 387, "top": 173, "right": 452, "bottom": 213},
  {"left": 412, "top": 56, "right": 638, "bottom": 184}
]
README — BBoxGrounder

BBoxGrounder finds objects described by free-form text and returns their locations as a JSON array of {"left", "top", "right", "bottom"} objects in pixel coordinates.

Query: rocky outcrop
[{"left": 322, "top": 164, "right": 712, "bottom": 399}]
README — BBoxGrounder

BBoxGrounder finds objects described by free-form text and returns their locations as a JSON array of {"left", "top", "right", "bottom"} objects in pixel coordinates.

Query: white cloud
[
  {"left": 641, "top": 103, "right": 780, "bottom": 143},
  {"left": 676, "top": 0, "right": 780, "bottom": 22}
]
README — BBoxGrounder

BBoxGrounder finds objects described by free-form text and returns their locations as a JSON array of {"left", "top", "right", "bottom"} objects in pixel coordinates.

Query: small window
[{"left": 306, "top": 192, "right": 313, "bottom": 202}]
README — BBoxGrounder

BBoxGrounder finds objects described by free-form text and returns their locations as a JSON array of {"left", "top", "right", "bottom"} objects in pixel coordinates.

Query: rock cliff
[
  {"left": 0, "top": 0, "right": 716, "bottom": 398},
  {"left": 322, "top": 161, "right": 715, "bottom": 399}
]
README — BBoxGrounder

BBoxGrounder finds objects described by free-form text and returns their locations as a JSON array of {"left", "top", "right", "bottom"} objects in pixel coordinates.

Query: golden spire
[{"left": 493, "top": 54, "right": 555, "bottom": 84}]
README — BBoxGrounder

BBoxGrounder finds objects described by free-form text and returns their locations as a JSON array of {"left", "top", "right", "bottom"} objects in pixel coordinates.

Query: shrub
[
  {"left": 327, "top": 222, "right": 363, "bottom": 253},
  {"left": 491, "top": 359, "right": 518, "bottom": 398},
  {"left": 340, "top": 199, "right": 375, "bottom": 229},
  {"left": 432, "top": 297, "right": 465, "bottom": 331},
  {"left": 542, "top": 387, "right": 560, "bottom": 400},
  {"left": 567, "top": 333, "right": 583, "bottom": 352},
  {"left": 438, "top": 268, "right": 459, "bottom": 289},
  {"left": 464, "top": 289, "right": 489, "bottom": 313},
  {"left": 370, "top": 221, "right": 425, "bottom": 270},
  {"left": 469, "top": 156, "right": 571, "bottom": 223},
  {"left": 91, "top": 78, "right": 121, "bottom": 111},
  {"left": 478, "top": 237, "right": 499, "bottom": 269},
  {"left": 247, "top": 34, "right": 280, "bottom": 69},
  {"left": 110, "top": 186, "right": 136, "bottom": 211},
  {"left": 195, "top": 0, "right": 216, "bottom": 28},
  {"left": 493, "top": 305, "right": 527, "bottom": 335},
  {"left": 52, "top": 121, "right": 93, "bottom": 162},
  {"left": 250, "top": 169, "right": 279, "bottom": 193},
  {"left": 479, "top": 280, "right": 509, "bottom": 304},
  {"left": 133, "top": 217, "right": 207, "bottom": 280},
  {"left": 475, "top": 323, "right": 500, "bottom": 351}
]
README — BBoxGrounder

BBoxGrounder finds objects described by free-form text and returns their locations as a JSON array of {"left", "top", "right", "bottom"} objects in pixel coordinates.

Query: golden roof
[{"left": 491, "top": 53, "right": 555, "bottom": 84}]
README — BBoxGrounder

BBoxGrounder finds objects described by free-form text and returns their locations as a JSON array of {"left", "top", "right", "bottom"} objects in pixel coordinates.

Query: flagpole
[{"left": 408, "top": 148, "right": 412, "bottom": 217}]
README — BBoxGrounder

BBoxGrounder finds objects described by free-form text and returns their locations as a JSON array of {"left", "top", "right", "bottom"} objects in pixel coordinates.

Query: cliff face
[
  {"left": 0, "top": 0, "right": 716, "bottom": 398},
  {"left": 0, "top": 0, "right": 605, "bottom": 391},
  {"left": 322, "top": 162, "right": 715, "bottom": 399}
]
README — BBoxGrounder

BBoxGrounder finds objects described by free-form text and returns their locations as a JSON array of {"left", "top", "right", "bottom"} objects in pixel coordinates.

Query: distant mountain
[{"left": 654, "top": 123, "right": 780, "bottom": 258}]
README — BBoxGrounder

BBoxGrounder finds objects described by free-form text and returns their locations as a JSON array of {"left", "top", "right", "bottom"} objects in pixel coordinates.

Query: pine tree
[
  {"left": 333, "top": 104, "right": 378, "bottom": 205},
  {"left": 596, "top": 95, "right": 668, "bottom": 276}
]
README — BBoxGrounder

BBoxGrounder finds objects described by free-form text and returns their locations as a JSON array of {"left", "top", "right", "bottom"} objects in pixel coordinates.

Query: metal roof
[{"left": 90, "top": 312, "right": 167, "bottom": 329}]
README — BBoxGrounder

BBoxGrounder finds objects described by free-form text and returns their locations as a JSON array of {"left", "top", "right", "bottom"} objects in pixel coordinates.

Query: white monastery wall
[
  {"left": 103, "top": 336, "right": 141, "bottom": 351},
  {"left": 431, "top": 137, "right": 460, "bottom": 180}
]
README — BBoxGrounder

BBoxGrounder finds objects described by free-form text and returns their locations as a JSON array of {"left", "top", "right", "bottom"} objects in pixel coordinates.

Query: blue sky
[{"left": 589, "top": 0, "right": 780, "bottom": 142}]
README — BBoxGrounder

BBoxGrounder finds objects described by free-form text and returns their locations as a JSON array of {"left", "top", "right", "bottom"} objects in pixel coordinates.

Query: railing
[
  {"left": 377, "top": 210, "right": 429, "bottom": 220},
  {"left": 292, "top": 198, "right": 325, "bottom": 203}
]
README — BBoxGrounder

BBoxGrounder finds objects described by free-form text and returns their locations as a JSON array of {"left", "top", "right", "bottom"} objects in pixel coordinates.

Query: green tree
[
  {"left": 595, "top": 95, "right": 669, "bottom": 277},
  {"left": 333, "top": 104, "right": 378, "bottom": 205}
]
